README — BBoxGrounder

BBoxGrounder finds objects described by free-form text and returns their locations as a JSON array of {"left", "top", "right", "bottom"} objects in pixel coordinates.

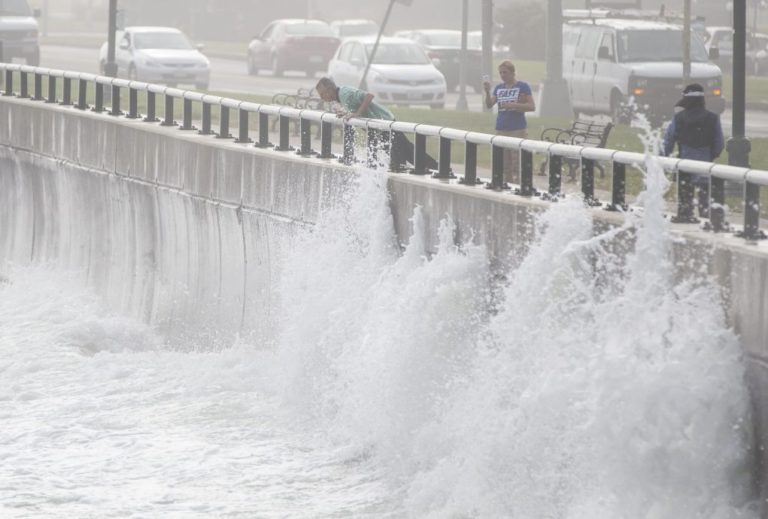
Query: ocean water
[{"left": 0, "top": 153, "right": 757, "bottom": 518}]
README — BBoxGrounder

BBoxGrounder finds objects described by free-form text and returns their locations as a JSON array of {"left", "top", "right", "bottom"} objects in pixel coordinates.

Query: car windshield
[
  {"left": 366, "top": 43, "right": 430, "bottom": 64},
  {"left": 0, "top": 0, "right": 31, "bottom": 16},
  {"left": 617, "top": 29, "right": 708, "bottom": 62},
  {"left": 338, "top": 23, "right": 378, "bottom": 37},
  {"left": 285, "top": 22, "right": 333, "bottom": 36},
  {"left": 425, "top": 32, "right": 461, "bottom": 47},
  {"left": 134, "top": 32, "right": 193, "bottom": 50}
]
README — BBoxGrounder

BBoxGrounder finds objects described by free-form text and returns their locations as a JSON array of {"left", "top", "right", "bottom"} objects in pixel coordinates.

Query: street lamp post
[
  {"left": 105, "top": 0, "right": 118, "bottom": 78},
  {"left": 481, "top": 0, "right": 493, "bottom": 112},
  {"left": 456, "top": 0, "right": 469, "bottom": 111},
  {"left": 539, "top": 0, "right": 572, "bottom": 118},
  {"left": 728, "top": 0, "right": 750, "bottom": 169}
]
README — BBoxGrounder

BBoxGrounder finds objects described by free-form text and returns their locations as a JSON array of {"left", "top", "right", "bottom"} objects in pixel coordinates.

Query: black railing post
[
  {"left": 161, "top": 94, "right": 174, "bottom": 126},
  {"left": 19, "top": 71, "right": 28, "bottom": 98},
  {"left": 46, "top": 76, "right": 56, "bottom": 103},
  {"left": 217, "top": 106, "right": 230, "bottom": 138},
  {"left": 412, "top": 133, "right": 428, "bottom": 175},
  {"left": 740, "top": 182, "right": 765, "bottom": 240},
  {"left": 341, "top": 123, "right": 355, "bottom": 165},
  {"left": 672, "top": 171, "right": 698, "bottom": 223},
  {"left": 389, "top": 131, "right": 407, "bottom": 172},
  {"left": 199, "top": 102, "right": 213, "bottom": 135},
  {"left": 517, "top": 149, "right": 535, "bottom": 196},
  {"left": 606, "top": 161, "right": 626, "bottom": 211},
  {"left": 298, "top": 117, "right": 313, "bottom": 156},
  {"left": 548, "top": 154, "right": 562, "bottom": 197},
  {"left": 460, "top": 141, "right": 478, "bottom": 185},
  {"left": 109, "top": 84, "right": 121, "bottom": 116},
  {"left": 319, "top": 120, "right": 333, "bottom": 158},
  {"left": 180, "top": 98, "right": 194, "bottom": 130},
  {"left": 144, "top": 91, "right": 158, "bottom": 122},
  {"left": 3, "top": 69, "right": 12, "bottom": 96},
  {"left": 61, "top": 77, "right": 72, "bottom": 105},
  {"left": 488, "top": 144, "right": 505, "bottom": 189},
  {"left": 33, "top": 72, "right": 42, "bottom": 100},
  {"left": 581, "top": 158, "right": 598, "bottom": 204},
  {"left": 709, "top": 176, "right": 726, "bottom": 231},
  {"left": 275, "top": 115, "right": 291, "bottom": 151},
  {"left": 434, "top": 136, "right": 454, "bottom": 179},
  {"left": 366, "top": 127, "right": 378, "bottom": 166},
  {"left": 256, "top": 111, "right": 271, "bottom": 147},
  {"left": 76, "top": 78, "right": 87, "bottom": 109},
  {"left": 93, "top": 82, "right": 104, "bottom": 112},
  {"left": 236, "top": 108, "right": 251, "bottom": 142},
  {"left": 126, "top": 88, "right": 138, "bottom": 119}
]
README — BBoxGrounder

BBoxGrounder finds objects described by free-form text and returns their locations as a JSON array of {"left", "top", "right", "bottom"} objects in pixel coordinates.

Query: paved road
[{"left": 39, "top": 44, "right": 768, "bottom": 137}]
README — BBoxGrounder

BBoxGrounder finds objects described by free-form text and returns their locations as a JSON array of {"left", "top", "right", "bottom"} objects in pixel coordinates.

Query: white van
[
  {"left": 0, "top": 0, "right": 41, "bottom": 65},
  {"left": 563, "top": 17, "right": 724, "bottom": 125}
]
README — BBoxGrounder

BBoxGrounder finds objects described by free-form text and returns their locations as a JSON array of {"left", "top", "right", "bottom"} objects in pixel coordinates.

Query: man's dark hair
[{"left": 316, "top": 77, "right": 336, "bottom": 90}]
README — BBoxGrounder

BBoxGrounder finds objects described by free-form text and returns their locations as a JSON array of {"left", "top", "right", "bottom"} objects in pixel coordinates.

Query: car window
[
  {"left": 617, "top": 29, "right": 709, "bottom": 62},
  {"left": 366, "top": 42, "right": 430, "bottom": 65},
  {"left": 349, "top": 43, "right": 366, "bottom": 63},
  {"left": 0, "top": 0, "right": 31, "bottom": 16},
  {"left": 714, "top": 31, "right": 733, "bottom": 51},
  {"left": 284, "top": 22, "right": 333, "bottom": 37},
  {"left": 260, "top": 24, "right": 275, "bottom": 40},
  {"left": 338, "top": 42, "right": 353, "bottom": 62},
  {"left": 133, "top": 32, "right": 193, "bottom": 50},
  {"left": 339, "top": 23, "right": 378, "bottom": 37},
  {"left": 575, "top": 28, "right": 601, "bottom": 59},
  {"left": 425, "top": 32, "right": 461, "bottom": 47},
  {"left": 599, "top": 32, "right": 615, "bottom": 60}
]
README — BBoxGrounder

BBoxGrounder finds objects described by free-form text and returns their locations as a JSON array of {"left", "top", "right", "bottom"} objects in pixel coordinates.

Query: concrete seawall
[{"left": 2, "top": 95, "right": 768, "bottom": 503}]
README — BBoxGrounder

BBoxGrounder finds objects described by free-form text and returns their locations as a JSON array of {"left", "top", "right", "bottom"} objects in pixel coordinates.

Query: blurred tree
[{"left": 496, "top": 0, "right": 546, "bottom": 60}]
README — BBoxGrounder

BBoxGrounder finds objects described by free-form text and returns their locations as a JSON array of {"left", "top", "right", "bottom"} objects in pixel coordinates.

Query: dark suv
[
  {"left": 394, "top": 29, "right": 482, "bottom": 92},
  {"left": 247, "top": 19, "right": 340, "bottom": 77}
]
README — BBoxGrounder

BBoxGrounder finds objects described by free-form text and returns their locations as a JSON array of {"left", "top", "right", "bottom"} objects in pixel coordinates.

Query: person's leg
[
  {"left": 497, "top": 129, "right": 526, "bottom": 185},
  {"left": 696, "top": 178, "right": 711, "bottom": 218}
]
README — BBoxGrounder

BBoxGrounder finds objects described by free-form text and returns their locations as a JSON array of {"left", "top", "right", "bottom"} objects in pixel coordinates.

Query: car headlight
[{"left": 432, "top": 77, "right": 445, "bottom": 85}]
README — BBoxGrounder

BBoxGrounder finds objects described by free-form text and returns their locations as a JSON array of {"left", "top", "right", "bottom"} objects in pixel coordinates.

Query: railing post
[
  {"left": 144, "top": 91, "right": 158, "bottom": 122},
  {"left": 61, "top": 77, "right": 72, "bottom": 105},
  {"left": 298, "top": 116, "right": 313, "bottom": 156},
  {"left": 709, "top": 176, "right": 726, "bottom": 232},
  {"left": 199, "top": 102, "right": 213, "bottom": 135},
  {"left": 340, "top": 123, "right": 355, "bottom": 165},
  {"left": 581, "top": 158, "right": 598, "bottom": 204},
  {"left": 93, "top": 82, "right": 104, "bottom": 112},
  {"left": 33, "top": 72, "right": 42, "bottom": 100},
  {"left": 109, "top": 84, "right": 121, "bottom": 116},
  {"left": 517, "top": 149, "right": 535, "bottom": 196},
  {"left": 460, "top": 141, "right": 479, "bottom": 185},
  {"left": 412, "top": 132, "right": 428, "bottom": 175},
  {"left": 547, "top": 154, "right": 562, "bottom": 197},
  {"left": 76, "top": 78, "right": 87, "bottom": 109},
  {"left": 487, "top": 143, "right": 505, "bottom": 189},
  {"left": 319, "top": 120, "right": 333, "bottom": 158},
  {"left": 236, "top": 108, "right": 251, "bottom": 142},
  {"left": 275, "top": 115, "right": 291, "bottom": 151},
  {"left": 389, "top": 131, "right": 407, "bottom": 172},
  {"left": 4, "top": 69, "right": 12, "bottom": 96},
  {"left": 161, "top": 94, "right": 174, "bottom": 126},
  {"left": 434, "top": 136, "right": 454, "bottom": 179},
  {"left": 217, "top": 105, "right": 230, "bottom": 138},
  {"left": 671, "top": 171, "right": 698, "bottom": 223},
  {"left": 606, "top": 161, "right": 626, "bottom": 211},
  {"left": 256, "top": 111, "right": 271, "bottom": 147},
  {"left": 740, "top": 181, "right": 765, "bottom": 240},
  {"left": 365, "top": 127, "right": 378, "bottom": 166},
  {"left": 126, "top": 88, "right": 139, "bottom": 119},
  {"left": 46, "top": 75, "right": 56, "bottom": 103},
  {"left": 180, "top": 98, "right": 194, "bottom": 130},
  {"left": 19, "top": 70, "right": 28, "bottom": 98}
]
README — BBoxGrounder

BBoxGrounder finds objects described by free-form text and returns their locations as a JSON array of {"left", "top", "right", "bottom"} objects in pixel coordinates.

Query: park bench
[{"left": 539, "top": 119, "right": 613, "bottom": 181}]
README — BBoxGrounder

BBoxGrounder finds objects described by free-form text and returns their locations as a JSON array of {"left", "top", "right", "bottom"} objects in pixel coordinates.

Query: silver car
[
  {"left": 0, "top": 0, "right": 41, "bottom": 65},
  {"left": 99, "top": 27, "right": 210, "bottom": 90}
]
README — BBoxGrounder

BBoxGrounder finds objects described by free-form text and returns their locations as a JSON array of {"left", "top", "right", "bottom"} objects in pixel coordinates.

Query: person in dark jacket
[{"left": 663, "top": 83, "right": 724, "bottom": 217}]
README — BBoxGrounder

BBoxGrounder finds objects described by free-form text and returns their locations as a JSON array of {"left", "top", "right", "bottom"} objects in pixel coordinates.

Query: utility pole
[
  {"left": 481, "top": 0, "right": 493, "bottom": 112},
  {"left": 539, "top": 0, "right": 572, "bottom": 118},
  {"left": 105, "top": 0, "right": 118, "bottom": 77},
  {"left": 728, "top": 0, "right": 750, "bottom": 169},
  {"left": 683, "top": 0, "right": 691, "bottom": 82},
  {"left": 456, "top": 0, "right": 469, "bottom": 111}
]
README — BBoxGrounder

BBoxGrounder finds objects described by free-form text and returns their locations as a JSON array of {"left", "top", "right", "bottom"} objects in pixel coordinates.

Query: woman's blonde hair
[{"left": 498, "top": 60, "right": 516, "bottom": 73}]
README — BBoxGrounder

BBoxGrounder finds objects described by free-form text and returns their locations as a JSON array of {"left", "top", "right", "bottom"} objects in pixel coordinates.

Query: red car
[{"left": 247, "top": 19, "right": 340, "bottom": 77}]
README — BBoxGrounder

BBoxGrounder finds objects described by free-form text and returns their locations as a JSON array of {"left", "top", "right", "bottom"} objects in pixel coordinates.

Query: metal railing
[{"left": 1, "top": 63, "right": 767, "bottom": 241}]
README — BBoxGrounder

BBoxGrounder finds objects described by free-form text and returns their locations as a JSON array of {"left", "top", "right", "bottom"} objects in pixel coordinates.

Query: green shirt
[{"left": 337, "top": 86, "right": 394, "bottom": 121}]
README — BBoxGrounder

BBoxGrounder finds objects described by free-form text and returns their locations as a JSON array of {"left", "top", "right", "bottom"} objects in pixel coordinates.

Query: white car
[
  {"left": 327, "top": 36, "right": 447, "bottom": 109},
  {"left": 98, "top": 26, "right": 210, "bottom": 90}
]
